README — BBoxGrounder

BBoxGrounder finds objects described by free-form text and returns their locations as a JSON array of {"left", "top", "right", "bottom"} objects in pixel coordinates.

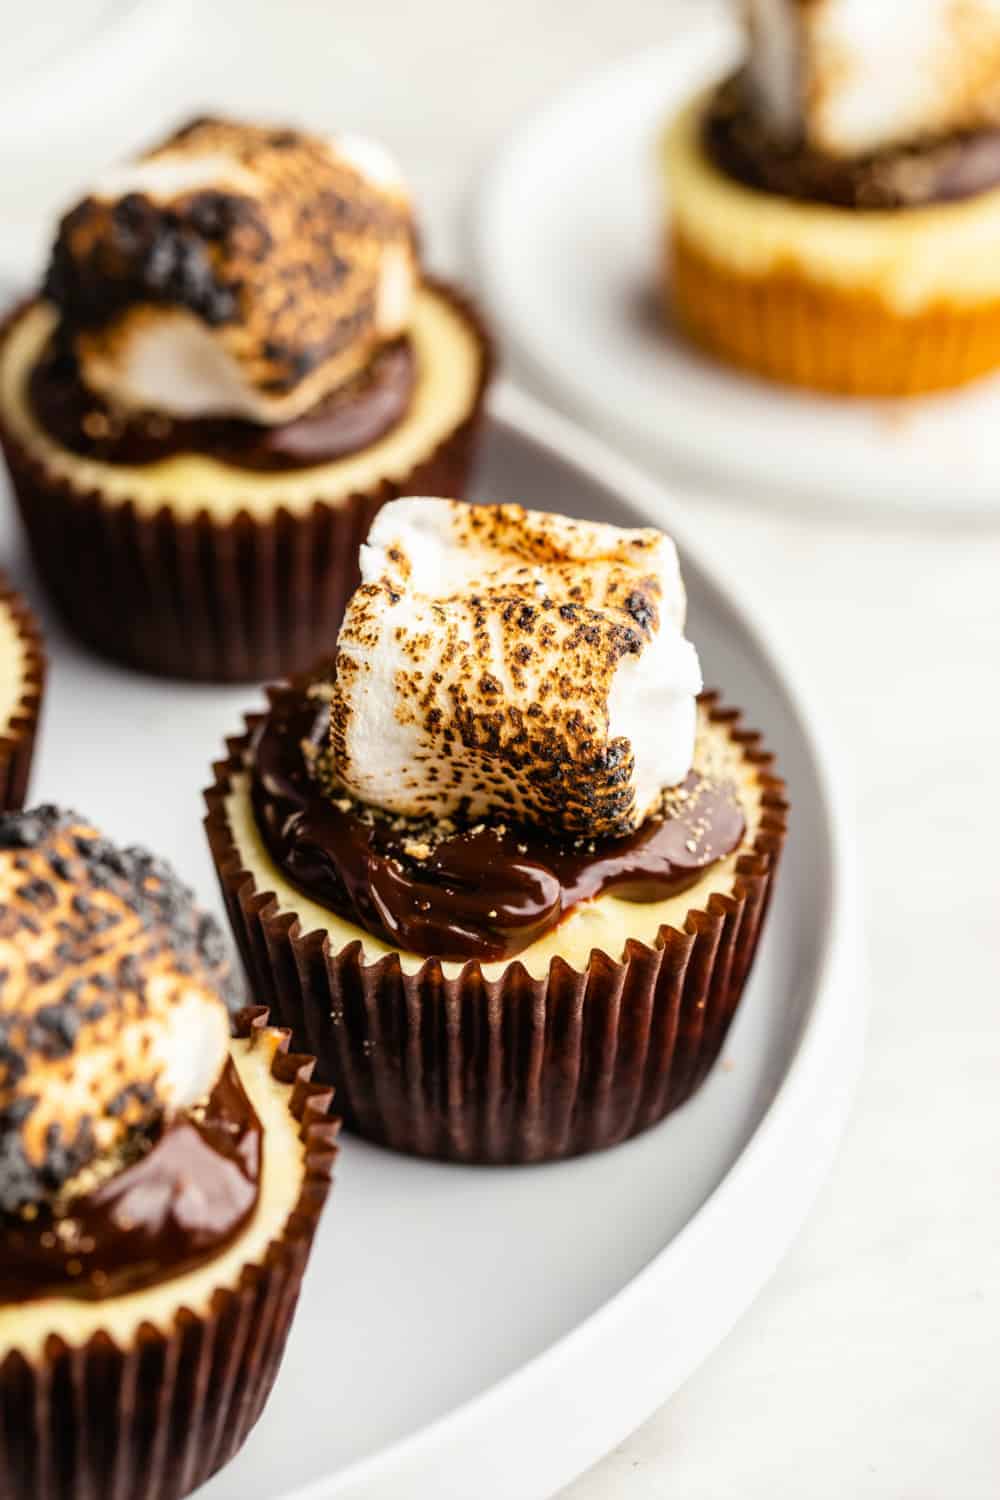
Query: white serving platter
[
  {"left": 3, "top": 383, "right": 861, "bottom": 1499},
  {"left": 474, "top": 4, "right": 1000, "bottom": 519}
]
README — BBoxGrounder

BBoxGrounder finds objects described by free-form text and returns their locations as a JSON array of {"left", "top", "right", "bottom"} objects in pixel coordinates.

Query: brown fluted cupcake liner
[
  {"left": 0, "top": 281, "right": 493, "bottom": 682},
  {"left": 0, "top": 1010, "right": 338, "bottom": 1500},
  {"left": 0, "top": 575, "right": 45, "bottom": 811},
  {"left": 670, "top": 229, "right": 1000, "bottom": 396},
  {"left": 204, "top": 695, "right": 789, "bottom": 1165}
]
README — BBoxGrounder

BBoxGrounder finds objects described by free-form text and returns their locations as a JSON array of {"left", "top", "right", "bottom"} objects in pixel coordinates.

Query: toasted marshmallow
[
  {"left": 44, "top": 117, "right": 417, "bottom": 424},
  {"left": 329, "top": 499, "right": 703, "bottom": 839},
  {"left": 0, "top": 808, "right": 237, "bottom": 1213},
  {"left": 744, "top": 0, "right": 1000, "bottom": 157}
]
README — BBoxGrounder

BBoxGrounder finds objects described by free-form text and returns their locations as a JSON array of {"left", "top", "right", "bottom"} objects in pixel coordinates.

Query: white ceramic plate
[
  {"left": 4, "top": 384, "right": 861, "bottom": 1499},
  {"left": 475, "top": 5, "right": 1000, "bottom": 519}
]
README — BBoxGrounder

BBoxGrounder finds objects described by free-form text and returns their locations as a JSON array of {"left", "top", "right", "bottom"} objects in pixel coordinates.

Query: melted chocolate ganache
[
  {"left": 28, "top": 333, "right": 416, "bottom": 471},
  {"left": 1, "top": 1058, "right": 261, "bottom": 1303},
  {"left": 251, "top": 669, "right": 747, "bottom": 964},
  {"left": 706, "top": 71, "right": 1000, "bottom": 210}
]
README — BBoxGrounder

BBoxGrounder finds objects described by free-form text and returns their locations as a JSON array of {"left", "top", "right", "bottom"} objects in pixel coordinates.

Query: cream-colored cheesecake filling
[
  {"left": 664, "top": 97, "right": 1000, "bottom": 313},
  {"left": 0, "top": 1028, "right": 307, "bottom": 1361},
  {"left": 0, "top": 600, "right": 27, "bottom": 737},
  {"left": 0, "top": 285, "right": 482, "bottom": 522},
  {"left": 225, "top": 709, "right": 764, "bottom": 984}
]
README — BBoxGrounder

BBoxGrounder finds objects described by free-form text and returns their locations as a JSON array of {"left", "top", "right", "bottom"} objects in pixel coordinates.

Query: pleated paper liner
[
  {"left": 0, "top": 281, "right": 493, "bottom": 683},
  {"left": 0, "top": 574, "right": 45, "bottom": 811},
  {"left": 204, "top": 693, "right": 789, "bottom": 1165},
  {"left": 0, "top": 1010, "right": 339, "bottom": 1500},
  {"left": 670, "top": 230, "right": 1000, "bottom": 396}
]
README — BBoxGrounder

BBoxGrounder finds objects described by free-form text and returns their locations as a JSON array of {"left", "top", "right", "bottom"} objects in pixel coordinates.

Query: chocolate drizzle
[
  {"left": 0, "top": 1057, "right": 261, "bottom": 1303},
  {"left": 28, "top": 333, "right": 416, "bottom": 471},
  {"left": 706, "top": 70, "right": 1000, "bottom": 209},
  {"left": 250, "top": 671, "right": 746, "bottom": 963}
]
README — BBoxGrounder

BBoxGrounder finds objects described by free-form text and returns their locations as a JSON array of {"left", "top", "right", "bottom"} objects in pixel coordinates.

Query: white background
[{"left": 0, "top": 2, "right": 997, "bottom": 1495}]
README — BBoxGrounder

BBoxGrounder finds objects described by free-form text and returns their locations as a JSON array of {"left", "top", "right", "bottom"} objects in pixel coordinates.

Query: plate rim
[
  {"left": 267, "top": 382, "right": 864, "bottom": 1500},
  {"left": 471, "top": 8, "right": 1000, "bottom": 521}
]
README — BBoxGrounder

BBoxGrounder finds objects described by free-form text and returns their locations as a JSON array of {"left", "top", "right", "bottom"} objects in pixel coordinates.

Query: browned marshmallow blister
[
  {"left": 45, "top": 117, "right": 417, "bottom": 423},
  {"left": 0, "top": 807, "right": 237, "bottom": 1213},
  {"left": 329, "top": 499, "right": 702, "bottom": 840},
  {"left": 744, "top": 0, "right": 1000, "bottom": 157}
]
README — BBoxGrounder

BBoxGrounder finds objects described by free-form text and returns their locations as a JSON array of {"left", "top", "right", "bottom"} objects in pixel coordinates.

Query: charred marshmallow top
[
  {"left": 744, "top": 0, "right": 1000, "bottom": 157},
  {"left": 43, "top": 117, "right": 417, "bottom": 424},
  {"left": 329, "top": 499, "right": 703, "bottom": 840},
  {"left": 0, "top": 807, "right": 237, "bottom": 1215}
]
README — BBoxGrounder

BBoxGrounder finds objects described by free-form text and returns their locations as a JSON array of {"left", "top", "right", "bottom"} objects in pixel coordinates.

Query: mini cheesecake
[
  {"left": 662, "top": 2, "right": 1000, "bottom": 396},
  {"left": 0, "top": 807, "right": 337, "bottom": 1500},
  {"left": 0, "top": 118, "right": 491, "bottom": 682},
  {"left": 0, "top": 576, "right": 45, "bottom": 811},
  {"left": 206, "top": 499, "right": 787, "bottom": 1164}
]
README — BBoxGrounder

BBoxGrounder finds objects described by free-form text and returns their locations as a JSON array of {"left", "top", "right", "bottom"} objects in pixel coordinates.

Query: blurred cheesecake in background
[
  {"left": 0, "top": 117, "right": 492, "bottom": 681},
  {"left": 661, "top": 0, "right": 1000, "bottom": 396}
]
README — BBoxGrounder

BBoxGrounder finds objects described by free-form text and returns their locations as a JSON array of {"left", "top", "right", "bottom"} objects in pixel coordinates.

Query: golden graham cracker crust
[
  {"left": 664, "top": 97, "right": 1000, "bottom": 395},
  {"left": 0, "top": 1013, "right": 338, "bottom": 1500},
  {"left": 669, "top": 230, "right": 1000, "bottom": 395},
  {"left": 204, "top": 695, "right": 788, "bottom": 1165}
]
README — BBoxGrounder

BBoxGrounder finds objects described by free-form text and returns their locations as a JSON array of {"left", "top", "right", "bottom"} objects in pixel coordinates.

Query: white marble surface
[{"left": 2, "top": 3, "right": 998, "bottom": 1495}]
